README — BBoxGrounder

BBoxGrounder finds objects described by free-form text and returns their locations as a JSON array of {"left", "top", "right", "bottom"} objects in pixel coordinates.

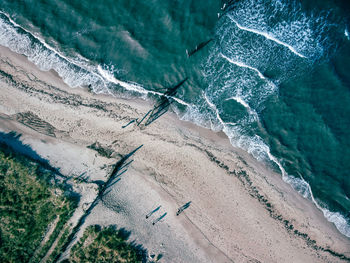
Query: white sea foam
[
  {"left": 225, "top": 96, "right": 250, "bottom": 109},
  {"left": 224, "top": 96, "right": 258, "bottom": 121},
  {"left": 264, "top": 142, "right": 350, "bottom": 237},
  {"left": 203, "top": 93, "right": 225, "bottom": 131},
  {"left": 221, "top": 0, "right": 336, "bottom": 61},
  {"left": 201, "top": 0, "right": 350, "bottom": 238},
  {"left": 201, "top": 85, "right": 350, "bottom": 239},
  {"left": 0, "top": 12, "right": 109, "bottom": 93},
  {"left": 220, "top": 53, "right": 266, "bottom": 79},
  {"left": 1, "top": 7, "right": 349, "bottom": 238},
  {"left": 322, "top": 210, "right": 350, "bottom": 237},
  {"left": 201, "top": 90, "right": 350, "bottom": 237},
  {"left": 97, "top": 65, "right": 151, "bottom": 95},
  {"left": 97, "top": 66, "right": 190, "bottom": 107},
  {"left": 202, "top": 94, "right": 271, "bottom": 162},
  {"left": 0, "top": 12, "right": 190, "bottom": 108},
  {"left": 345, "top": 28, "right": 350, "bottom": 40},
  {"left": 227, "top": 15, "right": 307, "bottom": 59},
  {"left": 225, "top": 115, "right": 350, "bottom": 238}
]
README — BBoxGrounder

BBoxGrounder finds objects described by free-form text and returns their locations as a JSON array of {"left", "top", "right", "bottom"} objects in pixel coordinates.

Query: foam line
[
  {"left": 97, "top": 66, "right": 191, "bottom": 107},
  {"left": 203, "top": 93, "right": 225, "bottom": 130},
  {"left": 220, "top": 53, "right": 265, "bottom": 79},
  {"left": 205, "top": 90, "right": 350, "bottom": 237},
  {"left": 0, "top": 11, "right": 112, "bottom": 94},
  {"left": 0, "top": 12, "right": 190, "bottom": 107},
  {"left": 0, "top": 11, "right": 93, "bottom": 73},
  {"left": 228, "top": 15, "right": 307, "bottom": 59},
  {"left": 97, "top": 65, "right": 152, "bottom": 95},
  {"left": 3, "top": 8, "right": 349, "bottom": 238},
  {"left": 225, "top": 96, "right": 250, "bottom": 109},
  {"left": 225, "top": 122, "right": 237, "bottom": 126},
  {"left": 225, "top": 96, "right": 258, "bottom": 119},
  {"left": 2, "top": 11, "right": 143, "bottom": 97},
  {"left": 266, "top": 151, "right": 350, "bottom": 237}
]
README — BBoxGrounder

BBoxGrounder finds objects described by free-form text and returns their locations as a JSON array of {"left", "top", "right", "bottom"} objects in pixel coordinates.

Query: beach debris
[
  {"left": 186, "top": 39, "right": 213, "bottom": 57},
  {"left": 146, "top": 205, "right": 162, "bottom": 219},
  {"left": 73, "top": 172, "right": 108, "bottom": 191},
  {"left": 87, "top": 141, "right": 114, "bottom": 158},
  {"left": 176, "top": 201, "right": 192, "bottom": 216},
  {"left": 14, "top": 111, "right": 57, "bottom": 137},
  {"left": 122, "top": 118, "right": 138, "bottom": 128},
  {"left": 152, "top": 212, "right": 168, "bottom": 225}
]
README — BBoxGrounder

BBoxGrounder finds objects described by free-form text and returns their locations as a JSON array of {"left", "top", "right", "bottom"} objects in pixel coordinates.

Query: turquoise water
[{"left": 1, "top": 0, "right": 349, "bottom": 237}]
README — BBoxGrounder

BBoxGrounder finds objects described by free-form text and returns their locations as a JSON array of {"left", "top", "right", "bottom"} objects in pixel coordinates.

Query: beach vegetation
[
  {"left": 68, "top": 225, "right": 147, "bottom": 263},
  {"left": 0, "top": 142, "right": 76, "bottom": 262}
]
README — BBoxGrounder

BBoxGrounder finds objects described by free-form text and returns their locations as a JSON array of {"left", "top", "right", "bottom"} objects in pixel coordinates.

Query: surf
[
  {"left": 198, "top": 0, "right": 350, "bottom": 238},
  {"left": 0, "top": 12, "right": 190, "bottom": 109},
  {"left": 1, "top": 0, "right": 349, "bottom": 239},
  {"left": 227, "top": 15, "right": 307, "bottom": 59}
]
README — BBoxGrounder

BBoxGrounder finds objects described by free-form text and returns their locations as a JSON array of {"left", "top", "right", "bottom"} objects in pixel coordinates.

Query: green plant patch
[
  {"left": 68, "top": 225, "right": 147, "bottom": 263},
  {"left": 0, "top": 143, "right": 76, "bottom": 263}
]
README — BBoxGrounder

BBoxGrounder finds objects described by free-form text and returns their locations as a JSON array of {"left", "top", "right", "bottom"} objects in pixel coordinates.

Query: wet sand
[{"left": 0, "top": 45, "right": 349, "bottom": 262}]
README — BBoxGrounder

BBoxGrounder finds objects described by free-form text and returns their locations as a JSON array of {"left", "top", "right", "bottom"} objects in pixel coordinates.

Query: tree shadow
[
  {"left": 54, "top": 145, "right": 143, "bottom": 262},
  {"left": 138, "top": 78, "right": 188, "bottom": 127},
  {"left": 0, "top": 130, "right": 81, "bottom": 205},
  {"left": 0, "top": 131, "right": 63, "bottom": 177},
  {"left": 109, "top": 225, "right": 148, "bottom": 263}
]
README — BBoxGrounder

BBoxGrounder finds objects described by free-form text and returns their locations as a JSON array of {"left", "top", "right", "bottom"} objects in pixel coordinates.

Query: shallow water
[{"left": 1, "top": 0, "right": 349, "bottom": 237}]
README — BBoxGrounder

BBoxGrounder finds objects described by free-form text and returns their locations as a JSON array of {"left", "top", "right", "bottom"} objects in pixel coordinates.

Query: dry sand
[{"left": 0, "top": 45, "right": 349, "bottom": 262}]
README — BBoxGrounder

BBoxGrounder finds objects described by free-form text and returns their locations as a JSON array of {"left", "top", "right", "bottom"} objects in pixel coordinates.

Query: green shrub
[
  {"left": 69, "top": 225, "right": 146, "bottom": 263},
  {"left": 0, "top": 144, "right": 75, "bottom": 262}
]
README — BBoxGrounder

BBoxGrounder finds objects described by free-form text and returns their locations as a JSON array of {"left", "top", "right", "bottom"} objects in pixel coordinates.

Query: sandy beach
[{"left": 1, "top": 44, "right": 349, "bottom": 262}]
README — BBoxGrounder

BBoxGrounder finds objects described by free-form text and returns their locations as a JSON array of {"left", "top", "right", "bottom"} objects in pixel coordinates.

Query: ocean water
[{"left": 1, "top": 0, "right": 349, "bottom": 237}]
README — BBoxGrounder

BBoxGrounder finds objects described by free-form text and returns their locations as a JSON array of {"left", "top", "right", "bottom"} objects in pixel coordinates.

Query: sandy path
[
  {"left": 0, "top": 45, "right": 349, "bottom": 262},
  {"left": 30, "top": 216, "right": 60, "bottom": 263}
]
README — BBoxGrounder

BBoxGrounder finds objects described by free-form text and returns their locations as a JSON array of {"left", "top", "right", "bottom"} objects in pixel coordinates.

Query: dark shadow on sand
[
  {"left": 53, "top": 145, "right": 143, "bottom": 262},
  {"left": 0, "top": 131, "right": 63, "bottom": 176}
]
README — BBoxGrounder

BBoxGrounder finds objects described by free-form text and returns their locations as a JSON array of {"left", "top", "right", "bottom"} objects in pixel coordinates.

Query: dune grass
[
  {"left": 68, "top": 225, "right": 147, "bottom": 263},
  {"left": 0, "top": 143, "right": 76, "bottom": 262}
]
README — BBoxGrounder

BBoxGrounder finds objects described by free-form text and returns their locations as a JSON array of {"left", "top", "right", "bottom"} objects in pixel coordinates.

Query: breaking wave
[
  {"left": 180, "top": 0, "right": 350, "bottom": 237},
  {"left": 1, "top": 0, "right": 349, "bottom": 238},
  {"left": 0, "top": 11, "right": 189, "bottom": 108}
]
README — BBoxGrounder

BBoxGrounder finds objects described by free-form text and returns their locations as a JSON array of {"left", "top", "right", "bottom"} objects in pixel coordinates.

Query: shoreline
[{"left": 1, "top": 44, "right": 349, "bottom": 262}]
